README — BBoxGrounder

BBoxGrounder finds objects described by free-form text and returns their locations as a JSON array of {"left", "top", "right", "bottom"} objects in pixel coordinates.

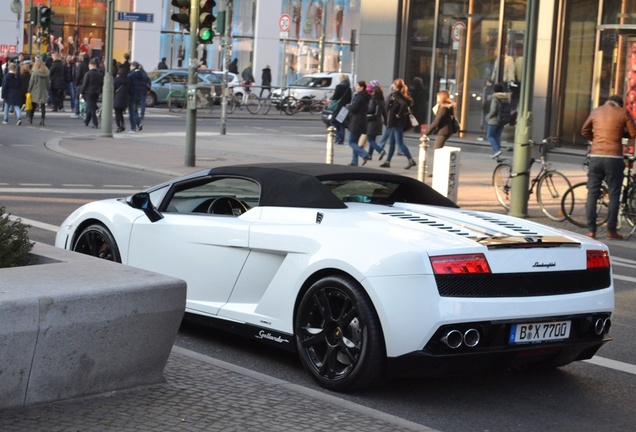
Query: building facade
[{"left": 2, "top": 0, "right": 636, "bottom": 150}]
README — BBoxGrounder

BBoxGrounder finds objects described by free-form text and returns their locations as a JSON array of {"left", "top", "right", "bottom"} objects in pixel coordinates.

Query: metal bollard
[
  {"left": 417, "top": 134, "right": 429, "bottom": 182},
  {"left": 326, "top": 126, "right": 336, "bottom": 164}
]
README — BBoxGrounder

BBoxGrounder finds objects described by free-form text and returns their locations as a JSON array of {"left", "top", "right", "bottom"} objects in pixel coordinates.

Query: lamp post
[
  {"left": 184, "top": 0, "right": 199, "bottom": 167},
  {"left": 101, "top": 0, "right": 114, "bottom": 137}
]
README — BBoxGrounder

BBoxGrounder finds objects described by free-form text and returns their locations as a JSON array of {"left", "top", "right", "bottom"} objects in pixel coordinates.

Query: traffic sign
[
  {"left": 117, "top": 12, "right": 154, "bottom": 23},
  {"left": 279, "top": 14, "right": 291, "bottom": 32},
  {"left": 452, "top": 21, "right": 466, "bottom": 42}
]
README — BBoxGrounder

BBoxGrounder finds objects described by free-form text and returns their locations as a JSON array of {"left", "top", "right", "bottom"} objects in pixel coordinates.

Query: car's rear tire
[
  {"left": 295, "top": 275, "right": 386, "bottom": 392},
  {"left": 72, "top": 223, "right": 122, "bottom": 263},
  {"left": 146, "top": 92, "right": 157, "bottom": 108}
]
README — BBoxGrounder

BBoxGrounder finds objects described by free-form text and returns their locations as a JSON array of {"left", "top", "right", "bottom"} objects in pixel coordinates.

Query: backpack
[{"left": 497, "top": 99, "right": 512, "bottom": 125}]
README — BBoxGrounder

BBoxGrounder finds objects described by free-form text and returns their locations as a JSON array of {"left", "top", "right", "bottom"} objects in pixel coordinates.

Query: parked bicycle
[
  {"left": 167, "top": 86, "right": 216, "bottom": 114},
  {"left": 492, "top": 137, "right": 571, "bottom": 221},
  {"left": 561, "top": 154, "right": 636, "bottom": 237}
]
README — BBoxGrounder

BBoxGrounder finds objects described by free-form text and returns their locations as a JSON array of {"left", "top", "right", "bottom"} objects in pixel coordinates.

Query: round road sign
[{"left": 279, "top": 14, "right": 292, "bottom": 32}]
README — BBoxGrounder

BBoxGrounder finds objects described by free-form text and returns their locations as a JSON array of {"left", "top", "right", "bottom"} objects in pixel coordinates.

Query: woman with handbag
[
  {"left": 27, "top": 59, "right": 50, "bottom": 126},
  {"left": 329, "top": 74, "right": 352, "bottom": 144},
  {"left": 113, "top": 66, "right": 129, "bottom": 133},
  {"left": 422, "top": 89, "right": 456, "bottom": 172},
  {"left": 20, "top": 63, "right": 32, "bottom": 122},
  {"left": 346, "top": 80, "right": 372, "bottom": 166},
  {"left": 379, "top": 78, "right": 416, "bottom": 169},
  {"left": 365, "top": 81, "right": 387, "bottom": 159}
]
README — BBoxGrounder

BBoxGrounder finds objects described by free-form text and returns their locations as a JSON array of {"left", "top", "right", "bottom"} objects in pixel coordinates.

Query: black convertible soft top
[{"left": 197, "top": 163, "right": 458, "bottom": 209}]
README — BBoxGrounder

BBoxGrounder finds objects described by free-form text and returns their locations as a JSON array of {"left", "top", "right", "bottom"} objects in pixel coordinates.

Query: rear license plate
[{"left": 509, "top": 321, "right": 571, "bottom": 344}]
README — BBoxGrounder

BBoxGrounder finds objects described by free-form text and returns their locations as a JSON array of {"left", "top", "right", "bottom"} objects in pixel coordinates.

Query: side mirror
[{"left": 128, "top": 192, "right": 163, "bottom": 222}]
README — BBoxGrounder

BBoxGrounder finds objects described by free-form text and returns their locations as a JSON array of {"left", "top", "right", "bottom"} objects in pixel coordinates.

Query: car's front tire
[
  {"left": 72, "top": 223, "right": 122, "bottom": 263},
  {"left": 295, "top": 275, "right": 386, "bottom": 392}
]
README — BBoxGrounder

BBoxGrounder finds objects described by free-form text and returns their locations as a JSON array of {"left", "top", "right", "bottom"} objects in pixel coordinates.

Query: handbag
[
  {"left": 358, "top": 133, "right": 368, "bottom": 149},
  {"left": 451, "top": 116, "right": 460, "bottom": 134},
  {"left": 335, "top": 106, "right": 350, "bottom": 123},
  {"left": 409, "top": 113, "right": 419, "bottom": 127},
  {"left": 25, "top": 92, "right": 33, "bottom": 111},
  {"left": 327, "top": 99, "right": 339, "bottom": 112}
]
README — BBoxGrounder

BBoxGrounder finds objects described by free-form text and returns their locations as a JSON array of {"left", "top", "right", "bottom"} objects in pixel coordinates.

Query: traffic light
[
  {"left": 29, "top": 6, "right": 39, "bottom": 26},
  {"left": 40, "top": 7, "right": 54, "bottom": 36},
  {"left": 171, "top": 0, "right": 191, "bottom": 33},
  {"left": 198, "top": 1, "right": 217, "bottom": 44}
]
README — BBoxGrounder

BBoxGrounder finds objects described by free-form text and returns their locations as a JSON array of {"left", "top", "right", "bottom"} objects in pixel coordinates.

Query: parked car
[
  {"left": 56, "top": 163, "right": 614, "bottom": 392},
  {"left": 198, "top": 70, "right": 243, "bottom": 99},
  {"left": 272, "top": 72, "right": 352, "bottom": 108},
  {"left": 145, "top": 69, "right": 216, "bottom": 107}
]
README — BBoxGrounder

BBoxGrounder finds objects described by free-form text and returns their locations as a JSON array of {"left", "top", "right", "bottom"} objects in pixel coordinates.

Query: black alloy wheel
[
  {"left": 295, "top": 275, "right": 385, "bottom": 392},
  {"left": 72, "top": 224, "right": 122, "bottom": 263}
]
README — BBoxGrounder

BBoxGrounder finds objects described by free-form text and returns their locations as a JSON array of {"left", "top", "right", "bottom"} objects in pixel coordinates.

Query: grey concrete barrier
[{"left": 0, "top": 243, "right": 186, "bottom": 410}]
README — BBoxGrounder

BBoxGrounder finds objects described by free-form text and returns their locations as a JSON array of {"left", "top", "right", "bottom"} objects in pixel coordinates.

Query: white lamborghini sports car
[{"left": 56, "top": 163, "right": 614, "bottom": 392}]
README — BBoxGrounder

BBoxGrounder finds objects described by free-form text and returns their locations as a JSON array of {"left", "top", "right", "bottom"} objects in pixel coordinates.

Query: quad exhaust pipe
[
  {"left": 441, "top": 328, "right": 481, "bottom": 349},
  {"left": 594, "top": 317, "right": 611, "bottom": 335}
]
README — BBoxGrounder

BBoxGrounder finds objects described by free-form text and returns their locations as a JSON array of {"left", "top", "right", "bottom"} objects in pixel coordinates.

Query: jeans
[
  {"left": 366, "top": 134, "right": 384, "bottom": 156},
  {"left": 140, "top": 94, "right": 146, "bottom": 119},
  {"left": 386, "top": 127, "right": 412, "bottom": 161},
  {"left": 128, "top": 100, "right": 141, "bottom": 130},
  {"left": 586, "top": 157, "right": 624, "bottom": 232},
  {"left": 487, "top": 123, "right": 504, "bottom": 154},
  {"left": 65, "top": 81, "right": 75, "bottom": 110},
  {"left": 330, "top": 117, "right": 346, "bottom": 143},
  {"left": 74, "top": 84, "right": 81, "bottom": 115},
  {"left": 348, "top": 130, "right": 370, "bottom": 165},
  {"left": 3, "top": 103, "right": 22, "bottom": 121}
]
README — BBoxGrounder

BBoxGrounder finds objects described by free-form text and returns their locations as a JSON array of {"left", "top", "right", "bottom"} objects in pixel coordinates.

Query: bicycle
[
  {"left": 492, "top": 137, "right": 571, "bottom": 221},
  {"left": 561, "top": 155, "right": 636, "bottom": 236},
  {"left": 227, "top": 84, "right": 260, "bottom": 114},
  {"left": 167, "top": 87, "right": 215, "bottom": 114}
]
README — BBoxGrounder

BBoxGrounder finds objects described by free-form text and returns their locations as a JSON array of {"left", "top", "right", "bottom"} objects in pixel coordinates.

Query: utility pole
[
  {"left": 509, "top": 0, "right": 540, "bottom": 218},
  {"left": 101, "top": 0, "right": 114, "bottom": 137},
  {"left": 184, "top": 1, "right": 200, "bottom": 167},
  {"left": 220, "top": 1, "right": 232, "bottom": 135}
]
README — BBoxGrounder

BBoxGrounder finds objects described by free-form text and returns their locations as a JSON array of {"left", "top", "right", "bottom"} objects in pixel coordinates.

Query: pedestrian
[
  {"left": 423, "top": 89, "right": 457, "bottom": 170},
  {"left": 228, "top": 58, "right": 238, "bottom": 74},
  {"left": 1, "top": 63, "right": 23, "bottom": 125},
  {"left": 241, "top": 63, "right": 255, "bottom": 85},
  {"left": 139, "top": 64, "right": 150, "bottom": 120},
  {"left": 79, "top": 38, "right": 91, "bottom": 57},
  {"left": 64, "top": 55, "right": 76, "bottom": 112},
  {"left": 113, "top": 66, "right": 129, "bottom": 133},
  {"left": 485, "top": 83, "right": 511, "bottom": 158},
  {"left": 156, "top": 57, "right": 168, "bottom": 70},
  {"left": 260, "top": 64, "right": 272, "bottom": 98},
  {"left": 365, "top": 80, "right": 387, "bottom": 160},
  {"left": 127, "top": 61, "right": 146, "bottom": 133},
  {"left": 346, "top": 80, "right": 372, "bottom": 166},
  {"left": 409, "top": 77, "right": 427, "bottom": 133},
  {"left": 380, "top": 78, "right": 416, "bottom": 169},
  {"left": 121, "top": 53, "right": 131, "bottom": 75},
  {"left": 72, "top": 53, "right": 89, "bottom": 118},
  {"left": 330, "top": 74, "right": 352, "bottom": 145},
  {"left": 19, "top": 63, "right": 32, "bottom": 121},
  {"left": 80, "top": 58, "right": 103, "bottom": 129},
  {"left": 581, "top": 95, "right": 636, "bottom": 240},
  {"left": 49, "top": 53, "right": 65, "bottom": 112},
  {"left": 27, "top": 59, "right": 50, "bottom": 126}
]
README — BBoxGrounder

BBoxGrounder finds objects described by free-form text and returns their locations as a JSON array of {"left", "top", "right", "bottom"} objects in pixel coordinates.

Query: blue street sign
[{"left": 116, "top": 12, "right": 154, "bottom": 23}]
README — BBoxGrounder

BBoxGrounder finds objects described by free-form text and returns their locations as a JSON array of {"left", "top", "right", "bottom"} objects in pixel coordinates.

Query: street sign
[
  {"left": 279, "top": 14, "right": 291, "bottom": 32},
  {"left": 451, "top": 21, "right": 466, "bottom": 42},
  {"left": 116, "top": 12, "right": 154, "bottom": 23}
]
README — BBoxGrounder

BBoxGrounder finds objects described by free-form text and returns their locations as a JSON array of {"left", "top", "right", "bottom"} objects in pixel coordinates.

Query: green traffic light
[{"left": 199, "top": 28, "right": 213, "bottom": 42}]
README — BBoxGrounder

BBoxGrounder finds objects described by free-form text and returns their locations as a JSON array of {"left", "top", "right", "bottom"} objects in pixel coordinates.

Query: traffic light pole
[
  {"left": 101, "top": 0, "right": 115, "bottom": 138},
  {"left": 185, "top": 1, "right": 199, "bottom": 167}
]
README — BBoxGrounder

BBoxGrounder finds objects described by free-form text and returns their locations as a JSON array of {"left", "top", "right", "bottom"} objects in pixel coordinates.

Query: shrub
[{"left": 0, "top": 206, "right": 35, "bottom": 268}]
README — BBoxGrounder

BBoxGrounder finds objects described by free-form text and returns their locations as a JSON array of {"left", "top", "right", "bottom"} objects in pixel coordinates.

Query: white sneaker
[
  {"left": 126, "top": 129, "right": 137, "bottom": 134},
  {"left": 70, "top": 114, "right": 79, "bottom": 118},
  {"left": 491, "top": 150, "right": 502, "bottom": 159}
]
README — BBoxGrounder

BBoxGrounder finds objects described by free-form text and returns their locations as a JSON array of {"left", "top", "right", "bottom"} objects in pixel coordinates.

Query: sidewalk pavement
[{"left": 1, "top": 122, "right": 628, "bottom": 430}]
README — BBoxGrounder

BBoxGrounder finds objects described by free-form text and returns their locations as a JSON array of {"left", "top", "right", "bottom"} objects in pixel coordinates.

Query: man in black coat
[
  {"left": 260, "top": 65, "right": 272, "bottom": 97},
  {"left": 80, "top": 58, "right": 103, "bottom": 128},
  {"left": 127, "top": 61, "right": 147, "bottom": 132}
]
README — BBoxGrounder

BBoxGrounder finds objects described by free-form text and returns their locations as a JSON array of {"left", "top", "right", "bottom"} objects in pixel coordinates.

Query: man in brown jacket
[{"left": 581, "top": 95, "right": 636, "bottom": 239}]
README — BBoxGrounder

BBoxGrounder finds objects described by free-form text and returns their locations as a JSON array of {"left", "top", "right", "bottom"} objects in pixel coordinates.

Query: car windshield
[
  {"left": 321, "top": 179, "right": 401, "bottom": 204},
  {"left": 290, "top": 76, "right": 327, "bottom": 87}
]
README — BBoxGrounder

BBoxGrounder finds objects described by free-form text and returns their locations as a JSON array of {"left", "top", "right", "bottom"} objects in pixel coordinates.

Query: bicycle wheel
[
  {"left": 227, "top": 95, "right": 238, "bottom": 114},
  {"left": 621, "top": 183, "right": 636, "bottom": 227},
  {"left": 283, "top": 96, "right": 299, "bottom": 115},
  {"left": 245, "top": 93, "right": 261, "bottom": 114},
  {"left": 561, "top": 182, "right": 608, "bottom": 228},
  {"left": 537, "top": 170, "right": 571, "bottom": 221},
  {"left": 168, "top": 91, "right": 185, "bottom": 113},
  {"left": 309, "top": 100, "right": 324, "bottom": 114},
  {"left": 492, "top": 161, "right": 512, "bottom": 210},
  {"left": 261, "top": 96, "right": 273, "bottom": 115}
]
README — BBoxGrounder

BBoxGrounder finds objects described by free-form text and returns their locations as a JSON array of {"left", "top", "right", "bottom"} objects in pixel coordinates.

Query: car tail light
[
  {"left": 587, "top": 250, "right": 610, "bottom": 269},
  {"left": 430, "top": 253, "right": 491, "bottom": 274}
]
